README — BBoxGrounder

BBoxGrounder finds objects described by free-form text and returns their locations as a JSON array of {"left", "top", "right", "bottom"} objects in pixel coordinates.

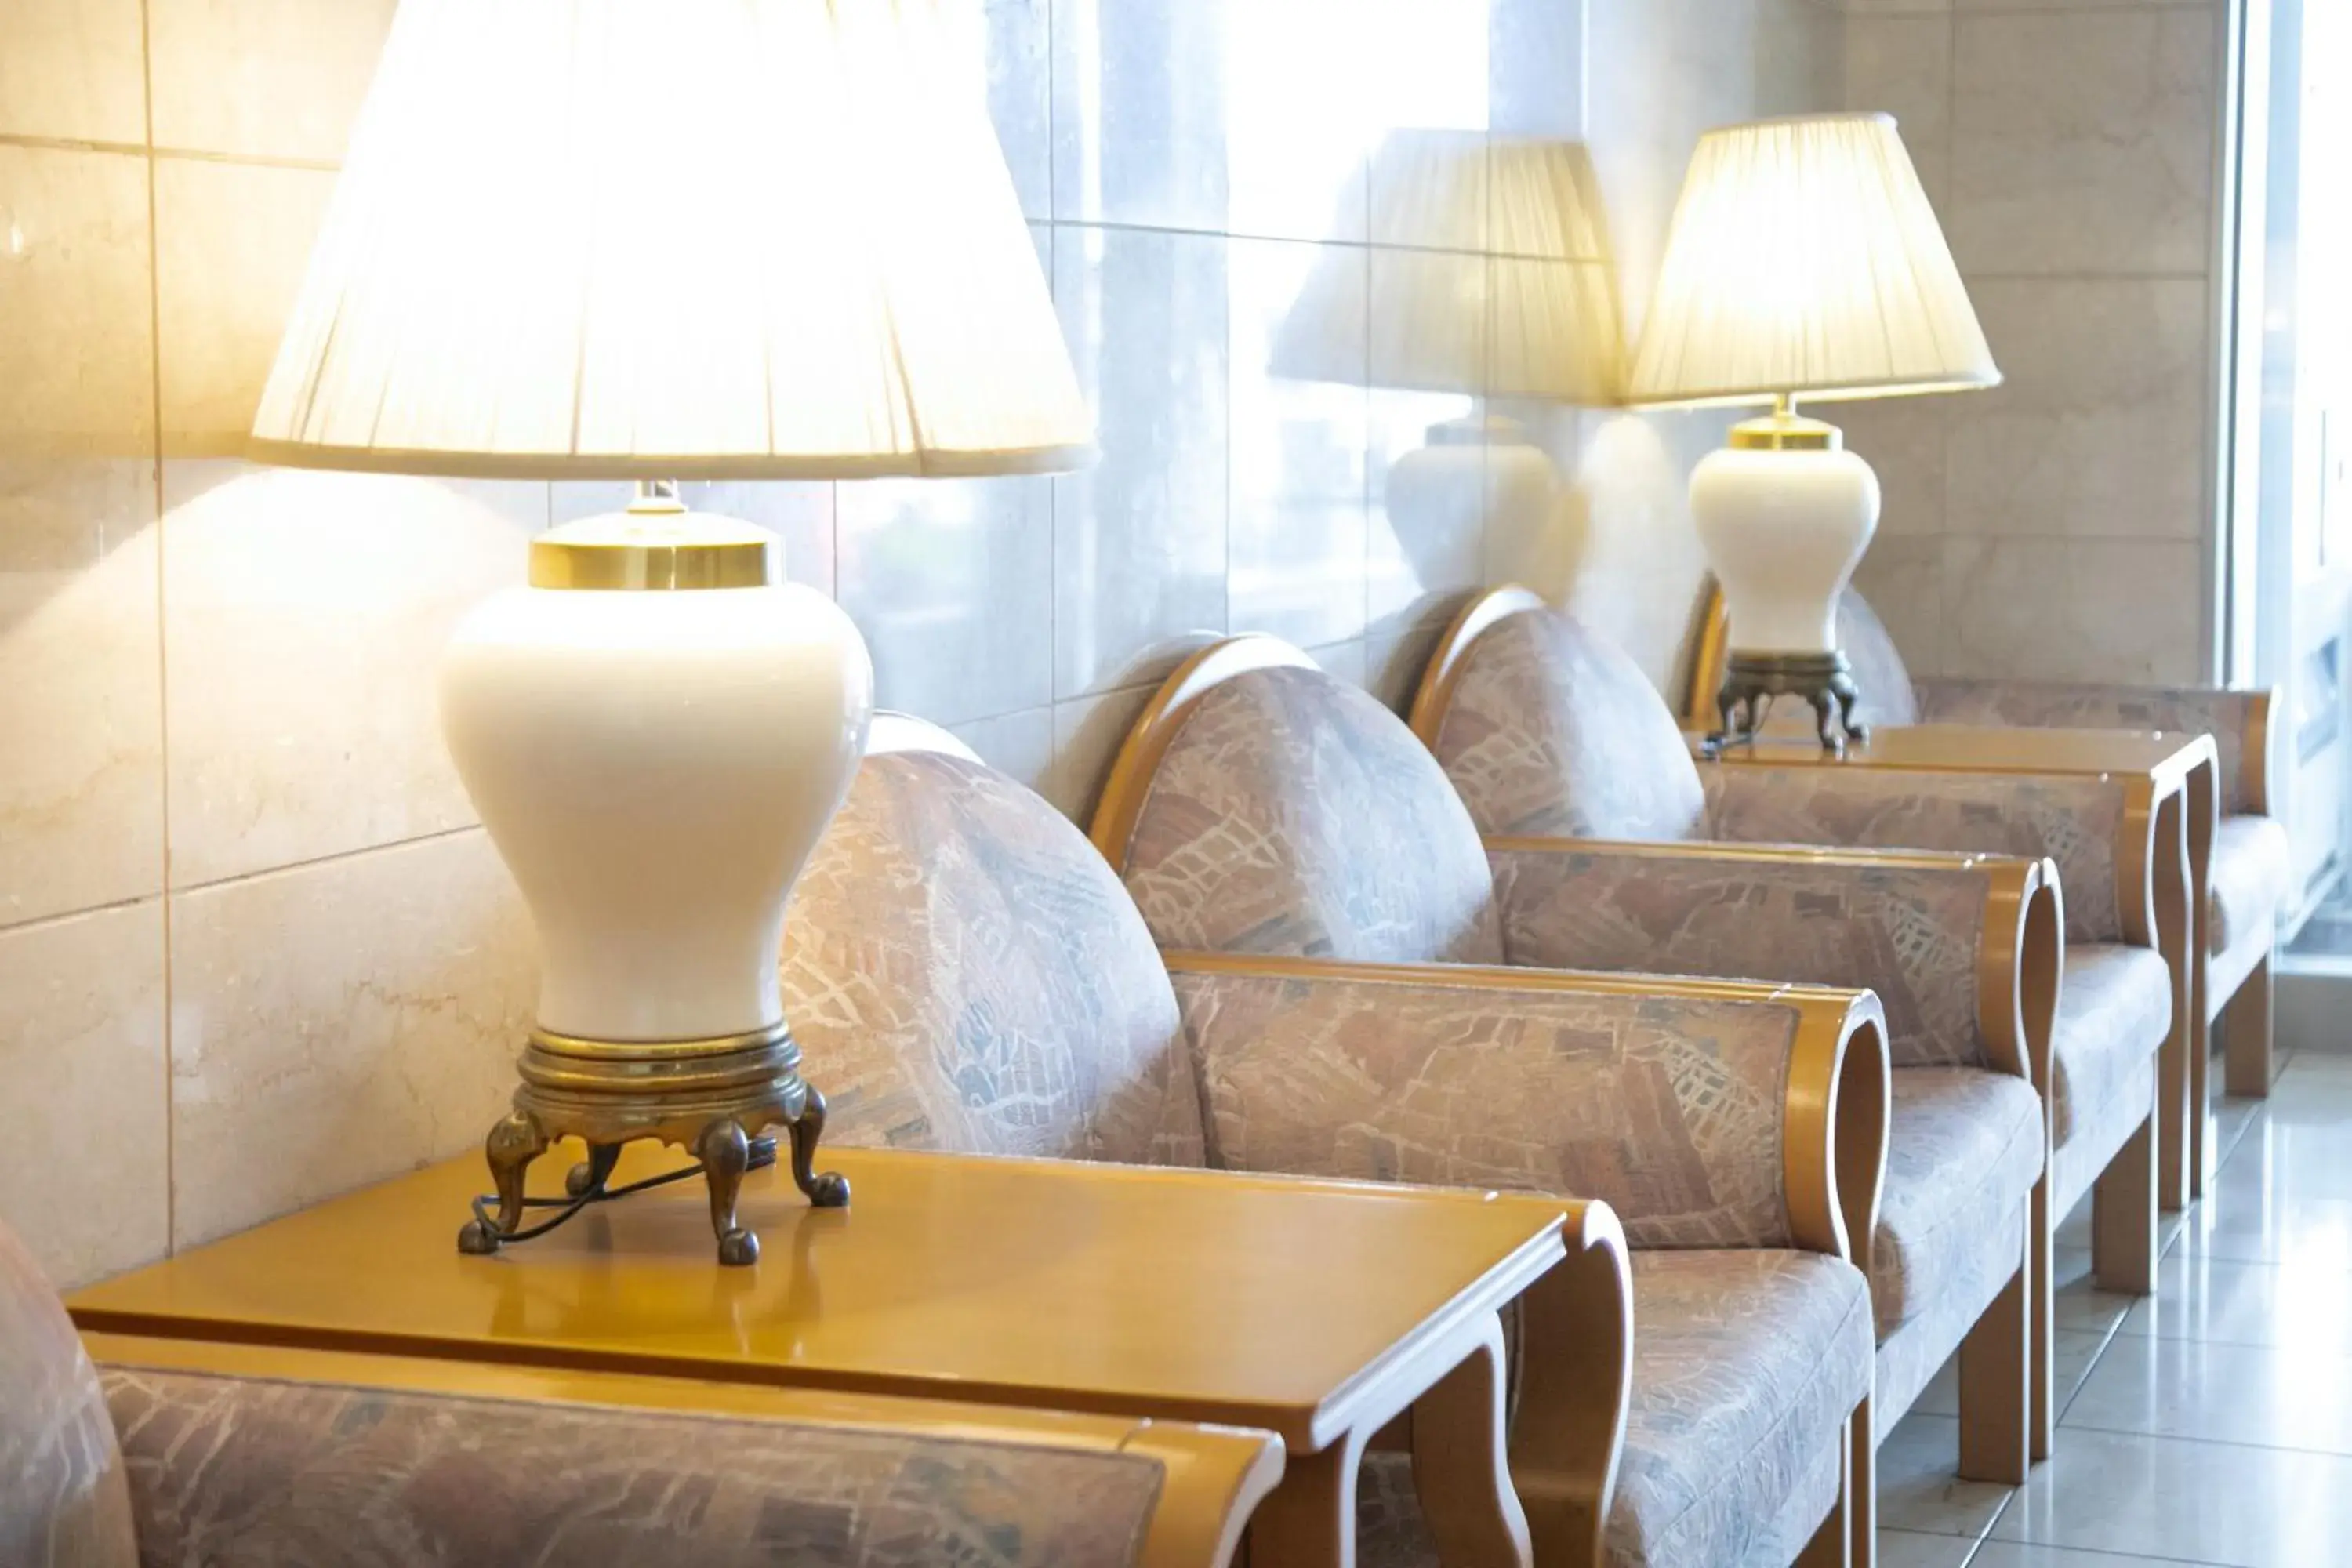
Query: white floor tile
[
  {"left": 2062, "top": 1334, "right": 2352, "bottom": 1456},
  {"left": 1989, "top": 1425, "right": 2352, "bottom": 1564}
]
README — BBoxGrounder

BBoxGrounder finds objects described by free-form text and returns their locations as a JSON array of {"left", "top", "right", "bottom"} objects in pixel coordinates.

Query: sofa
[
  {"left": 779, "top": 715, "right": 1889, "bottom": 1568},
  {"left": 1410, "top": 592, "right": 2183, "bottom": 1466}
]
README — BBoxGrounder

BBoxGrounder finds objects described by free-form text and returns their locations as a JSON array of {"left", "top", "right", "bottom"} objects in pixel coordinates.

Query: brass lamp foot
[
  {"left": 1706, "top": 650, "right": 1869, "bottom": 757},
  {"left": 456, "top": 1022, "right": 848, "bottom": 1267}
]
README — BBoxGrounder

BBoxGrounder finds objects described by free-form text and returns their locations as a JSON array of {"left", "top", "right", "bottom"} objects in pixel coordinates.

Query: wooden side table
[
  {"left": 1708, "top": 722, "right": 2220, "bottom": 1203},
  {"left": 71, "top": 1145, "right": 1632, "bottom": 1568}
]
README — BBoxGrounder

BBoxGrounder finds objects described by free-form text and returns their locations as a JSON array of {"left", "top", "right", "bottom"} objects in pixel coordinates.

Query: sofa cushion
[
  {"left": 1872, "top": 1066, "right": 2044, "bottom": 1338},
  {"left": 99, "top": 1367, "right": 1163, "bottom": 1566},
  {"left": 2054, "top": 945, "right": 2173, "bottom": 1147},
  {"left": 1431, "top": 607, "right": 1708, "bottom": 841},
  {"left": 781, "top": 747, "right": 1205, "bottom": 1167},
  {"left": 2209, "top": 813, "right": 2291, "bottom": 960},
  {"left": 1609, "top": 1250, "right": 1872, "bottom": 1568},
  {"left": 1121, "top": 664, "right": 1505, "bottom": 965},
  {"left": 0, "top": 1221, "right": 136, "bottom": 1568}
]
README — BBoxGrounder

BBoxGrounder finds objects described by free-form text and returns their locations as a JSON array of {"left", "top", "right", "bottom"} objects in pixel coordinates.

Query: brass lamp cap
[
  {"left": 528, "top": 499, "right": 780, "bottom": 591},
  {"left": 1727, "top": 412, "right": 1842, "bottom": 452}
]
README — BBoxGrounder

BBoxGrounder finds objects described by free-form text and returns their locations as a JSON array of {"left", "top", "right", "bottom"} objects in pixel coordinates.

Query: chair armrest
[
  {"left": 1911, "top": 677, "right": 2278, "bottom": 816},
  {"left": 1703, "top": 762, "right": 2151, "bottom": 947},
  {"left": 1162, "top": 951, "right": 1888, "bottom": 1266},
  {"left": 1485, "top": 837, "right": 2058, "bottom": 1087}
]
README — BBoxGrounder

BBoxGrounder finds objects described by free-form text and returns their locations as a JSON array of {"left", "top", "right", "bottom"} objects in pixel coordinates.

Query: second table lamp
[{"left": 1628, "top": 112, "right": 1997, "bottom": 752}]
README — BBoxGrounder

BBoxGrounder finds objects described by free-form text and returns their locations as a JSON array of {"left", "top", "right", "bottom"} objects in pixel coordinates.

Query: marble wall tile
[
  {"left": 1755, "top": 0, "right": 1849, "bottom": 118},
  {"left": 1052, "top": 224, "right": 1229, "bottom": 697},
  {"left": 1838, "top": 397, "right": 1949, "bottom": 538},
  {"left": 168, "top": 829, "right": 535, "bottom": 1250},
  {"left": 1044, "top": 681, "right": 1163, "bottom": 824},
  {"left": 947, "top": 706, "right": 1055, "bottom": 798},
  {"left": 0, "top": 0, "right": 148, "bottom": 144},
  {"left": 1845, "top": 15, "right": 1954, "bottom": 210},
  {"left": 1569, "top": 409, "right": 1726, "bottom": 691},
  {"left": 161, "top": 463, "right": 542, "bottom": 888},
  {"left": 0, "top": 145, "right": 165, "bottom": 927},
  {"left": 146, "top": 0, "right": 397, "bottom": 162},
  {"left": 1944, "top": 536, "right": 2204, "bottom": 685},
  {"left": 1229, "top": 237, "right": 1369, "bottom": 651},
  {"left": 1945, "top": 277, "right": 2209, "bottom": 542},
  {"left": 1051, "top": 0, "right": 1230, "bottom": 232},
  {"left": 1370, "top": 385, "right": 1490, "bottom": 640},
  {"left": 1849, "top": 532, "right": 1947, "bottom": 679},
  {"left": 837, "top": 474, "right": 1054, "bottom": 726},
  {"left": 0, "top": 901, "right": 168, "bottom": 1290},
  {"left": 1948, "top": 5, "right": 2220, "bottom": 277},
  {"left": 152, "top": 157, "right": 336, "bottom": 458},
  {"left": 978, "top": 0, "right": 1052, "bottom": 222}
]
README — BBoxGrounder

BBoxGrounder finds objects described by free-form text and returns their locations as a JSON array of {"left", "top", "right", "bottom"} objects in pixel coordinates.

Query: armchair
[
  {"left": 1690, "top": 583, "right": 2288, "bottom": 1103},
  {"left": 1413, "top": 592, "right": 2180, "bottom": 1467},
  {"left": 779, "top": 717, "right": 1886, "bottom": 1568},
  {"left": 2, "top": 1219, "right": 1282, "bottom": 1568}
]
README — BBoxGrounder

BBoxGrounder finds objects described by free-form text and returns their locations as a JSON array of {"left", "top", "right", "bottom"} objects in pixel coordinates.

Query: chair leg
[
  {"left": 2223, "top": 952, "right": 2275, "bottom": 1099},
  {"left": 1957, "top": 1245, "right": 2031, "bottom": 1485},
  {"left": 1800, "top": 1398, "right": 1867, "bottom": 1568},
  {"left": 2030, "top": 1174, "right": 2054, "bottom": 1461},
  {"left": 2092, "top": 1113, "right": 2158, "bottom": 1296}
]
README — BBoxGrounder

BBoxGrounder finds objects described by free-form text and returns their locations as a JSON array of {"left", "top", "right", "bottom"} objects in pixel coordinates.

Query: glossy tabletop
[
  {"left": 68, "top": 1142, "right": 1570, "bottom": 1452},
  {"left": 1707, "top": 722, "right": 2217, "bottom": 787}
]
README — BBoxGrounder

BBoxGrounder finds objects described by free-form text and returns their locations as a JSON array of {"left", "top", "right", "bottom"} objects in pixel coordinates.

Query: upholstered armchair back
[
  {"left": 780, "top": 744, "right": 1206, "bottom": 1167},
  {"left": 1, "top": 1221, "right": 135, "bottom": 1568},
  {"left": 1831, "top": 590, "right": 1922, "bottom": 730},
  {"left": 1112, "top": 661, "right": 1506, "bottom": 965},
  {"left": 98, "top": 1363, "right": 1168, "bottom": 1566},
  {"left": 1425, "top": 604, "right": 1709, "bottom": 840}
]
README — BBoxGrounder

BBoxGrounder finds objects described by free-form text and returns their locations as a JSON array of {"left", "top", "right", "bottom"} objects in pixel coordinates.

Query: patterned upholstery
[
  {"left": 1168, "top": 965, "right": 1803, "bottom": 1250},
  {"left": 1871, "top": 1155, "right": 2030, "bottom": 1442},
  {"left": 2053, "top": 946, "right": 2174, "bottom": 1149},
  {"left": 0, "top": 1221, "right": 136, "bottom": 1568},
  {"left": 1909, "top": 671, "right": 2268, "bottom": 818},
  {"left": 1872, "top": 1068, "right": 2042, "bottom": 1339},
  {"left": 1490, "top": 844, "right": 1994, "bottom": 1070},
  {"left": 1433, "top": 608, "right": 1708, "bottom": 840},
  {"left": 1704, "top": 765, "right": 2131, "bottom": 945},
  {"left": 2209, "top": 814, "right": 2292, "bottom": 967},
  {"left": 781, "top": 749, "right": 1204, "bottom": 1167},
  {"left": 2052, "top": 1054, "right": 2156, "bottom": 1220},
  {"left": 1610, "top": 1250, "right": 1871, "bottom": 1567},
  {"left": 99, "top": 1366, "right": 1163, "bottom": 1567},
  {"left": 1120, "top": 666, "right": 1504, "bottom": 964}
]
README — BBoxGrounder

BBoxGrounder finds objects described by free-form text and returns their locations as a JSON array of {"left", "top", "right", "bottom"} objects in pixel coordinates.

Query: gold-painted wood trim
[
  {"left": 1784, "top": 996, "right": 1889, "bottom": 1266},
  {"left": 2245, "top": 687, "right": 2278, "bottom": 815},
  {"left": 1088, "top": 635, "right": 1319, "bottom": 873},
  {"left": 82, "top": 1331, "right": 1284, "bottom": 1568},
  {"left": 1406, "top": 585, "right": 1549, "bottom": 749},
  {"left": 1161, "top": 948, "right": 1874, "bottom": 1014},
  {"left": 1683, "top": 580, "right": 1732, "bottom": 729},
  {"left": 1486, "top": 832, "right": 2008, "bottom": 876},
  {"left": 1976, "top": 858, "right": 2060, "bottom": 1088},
  {"left": 1509, "top": 1201, "right": 1632, "bottom": 1567}
]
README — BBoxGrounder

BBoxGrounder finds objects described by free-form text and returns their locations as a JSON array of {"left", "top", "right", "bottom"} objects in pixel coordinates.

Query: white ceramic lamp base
[
  {"left": 1689, "top": 413, "right": 1881, "bottom": 750},
  {"left": 442, "top": 496, "right": 873, "bottom": 1263}
]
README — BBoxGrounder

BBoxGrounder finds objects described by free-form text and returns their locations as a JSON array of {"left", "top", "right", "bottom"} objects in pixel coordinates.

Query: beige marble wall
[
  {"left": 0, "top": 0, "right": 1838, "bottom": 1289},
  {"left": 1839, "top": 0, "right": 2226, "bottom": 685}
]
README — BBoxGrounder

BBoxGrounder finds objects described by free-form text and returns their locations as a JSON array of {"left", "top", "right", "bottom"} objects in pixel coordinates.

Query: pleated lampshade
[
  {"left": 1272, "top": 131, "right": 1624, "bottom": 405},
  {"left": 1628, "top": 113, "right": 1998, "bottom": 408},
  {"left": 249, "top": 0, "right": 1092, "bottom": 479}
]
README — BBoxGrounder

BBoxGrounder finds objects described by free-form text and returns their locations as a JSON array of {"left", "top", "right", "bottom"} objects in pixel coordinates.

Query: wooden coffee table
[
  {"left": 1709, "top": 721, "right": 2220, "bottom": 1201},
  {"left": 71, "top": 1143, "right": 1631, "bottom": 1568}
]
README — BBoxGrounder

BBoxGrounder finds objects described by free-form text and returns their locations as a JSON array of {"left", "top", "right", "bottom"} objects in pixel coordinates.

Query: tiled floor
[{"left": 1878, "top": 1048, "right": 2352, "bottom": 1566}]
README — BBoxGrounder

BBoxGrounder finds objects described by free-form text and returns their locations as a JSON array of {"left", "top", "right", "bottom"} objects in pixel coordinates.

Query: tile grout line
[{"left": 135, "top": 0, "right": 175, "bottom": 1262}]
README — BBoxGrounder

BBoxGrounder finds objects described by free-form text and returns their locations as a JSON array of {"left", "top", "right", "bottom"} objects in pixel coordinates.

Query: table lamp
[
  {"left": 1272, "top": 132, "right": 1622, "bottom": 593},
  {"left": 248, "top": 0, "right": 1092, "bottom": 1265},
  {"left": 1628, "top": 112, "right": 1997, "bottom": 753}
]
